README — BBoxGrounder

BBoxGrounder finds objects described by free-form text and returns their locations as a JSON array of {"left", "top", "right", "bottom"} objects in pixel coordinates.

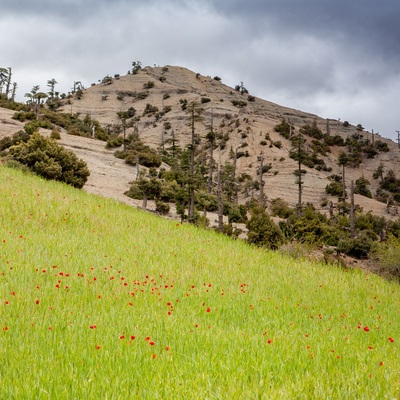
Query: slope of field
[{"left": 1, "top": 166, "right": 399, "bottom": 398}]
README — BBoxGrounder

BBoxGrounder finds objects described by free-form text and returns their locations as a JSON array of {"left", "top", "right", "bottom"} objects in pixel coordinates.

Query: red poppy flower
[
  {"left": 120, "top": 335, "right": 125, "bottom": 339},
  {"left": 130, "top": 335, "right": 136, "bottom": 340},
  {"left": 388, "top": 337, "right": 394, "bottom": 342},
  {"left": 363, "top": 326, "right": 370, "bottom": 332}
]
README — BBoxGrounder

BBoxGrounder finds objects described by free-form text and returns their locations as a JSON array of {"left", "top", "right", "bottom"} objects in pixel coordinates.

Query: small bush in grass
[
  {"left": 246, "top": 204, "right": 284, "bottom": 250},
  {"left": 337, "top": 231, "right": 374, "bottom": 259},
  {"left": 155, "top": 200, "right": 170, "bottom": 215}
]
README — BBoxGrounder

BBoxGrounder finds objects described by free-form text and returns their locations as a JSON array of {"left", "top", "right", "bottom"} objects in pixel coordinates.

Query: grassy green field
[{"left": 0, "top": 166, "right": 399, "bottom": 399}]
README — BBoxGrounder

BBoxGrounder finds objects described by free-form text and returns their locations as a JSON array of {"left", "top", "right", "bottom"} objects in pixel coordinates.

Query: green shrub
[
  {"left": 143, "top": 104, "right": 159, "bottom": 116},
  {"left": 337, "top": 231, "right": 373, "bottom": 259},
  {"left": 323, "top": 135, "right": 345, "bottom": 146},
  {"left": 354, "top": 177, "right": 372, "bottom": 198},
  {"left": 125, "top": 150, "right": 161, "bottom": 168},
  {"left": 375, "top": 140, "right": 389, "bottom": 152},
  {"left": 231, "top": 100, "right": 247, "bottom": 108},
  {"left": 106, "top": 137, "right": 124, "bottom": 149},
  {"left": 24, "top": 119, "right": 53, "bottom": 135},
  {"left": 9, "top": 133, "right": 89, "bottom": 188},
  {"left": 155, "top": 200, "right": 170, "bottom": 215},
  {"left": 270, "top": 198, "right": 294, "bottom": 218},
  {"left": 246, "top": 205, "right": 284, "bottom": 250},
  {"left": 284, "top": 205, "right": 335, "bottom": 245},
  {"left": 371, "top": 235, "right": 400, "bottom": 278},
  {"left": 195, "top": 191, "right": 218, "bottom": 212},
  {"left": 143, "top": 81, "right": 155, "bottom": 89},
  {"left": 12, "top": 111, "right": 36, "bottom": 122},
  {"left": 50, "top": 129, "right": 61, "bottom": 140},
  {"left": 0, "top": 130, "right": 31, "bottom": 151},
  {"left": 274, "top": 119, "right": 292, "bottom": 139}
]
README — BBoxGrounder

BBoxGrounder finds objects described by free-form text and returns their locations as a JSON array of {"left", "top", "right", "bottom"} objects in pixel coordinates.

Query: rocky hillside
[{"left": 1, "top": 65, "right": 400, "bottom": 220}]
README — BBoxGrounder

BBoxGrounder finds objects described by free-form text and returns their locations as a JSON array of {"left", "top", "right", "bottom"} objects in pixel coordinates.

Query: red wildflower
[
  {"left": 149, "top": 341, "right": 155, "bottom": 346},
  {"left": 267, "top": 339, "right": 272, "bottom": 344},
  {"left": 130, "top": 335, "right": 136, "bottom": 340},
  {"left": 152, "top": 354, "right": 157, "bottom": 359},
  {"left": 35, "top": 300, "right": 39, "bottom": 305},
  {"left": 363, "top": 326, "right": 370, "bottom": 332},
  {"left": 96, "top": 345, "right": 101, "bottom": 349},
  {"left": 388, "top": 337, "right": 394, "bottom": 343},
  {"left": 120, "top": 335, "right": 125, "bottom": 339},
  {"left": 90, "top": 325, "right": 96, "bottom": 329},
  {"left": 206, "top": 307, "right": 211, "bottom": 313}
]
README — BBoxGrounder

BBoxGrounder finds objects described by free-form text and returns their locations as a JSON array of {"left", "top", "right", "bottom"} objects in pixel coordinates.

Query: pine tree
[{"left": 185, "top": 101, "right": 204, "bottom": 222}]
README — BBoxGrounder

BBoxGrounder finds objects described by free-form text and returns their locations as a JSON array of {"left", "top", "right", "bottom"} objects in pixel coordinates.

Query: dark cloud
[{"left": 1, "top": 0, "right": 399, "bottom": 139}]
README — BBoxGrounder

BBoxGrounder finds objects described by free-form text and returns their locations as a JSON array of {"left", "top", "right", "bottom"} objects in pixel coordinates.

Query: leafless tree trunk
[
  {"left": 259, "top": 152, "right": 265, "bottom": 206},
  {"left": 297, "top": 137, "right": 303, "bottom": 216},
  {"left": 5, "top": 67, "right": 12, "bottom": 98},
  {"left": 350, "top": 180, "right": 355, "bottom": 239},
  {"left": 217, "top": 148, "right": 223, "bottom": 232},
  {"left": 11, "top": 82, "right": 17, "bottom": 102}
]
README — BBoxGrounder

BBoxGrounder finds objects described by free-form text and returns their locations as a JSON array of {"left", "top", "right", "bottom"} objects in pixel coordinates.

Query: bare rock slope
[{"left": 1, "top": 65, "right": 400, "bottom": 221}]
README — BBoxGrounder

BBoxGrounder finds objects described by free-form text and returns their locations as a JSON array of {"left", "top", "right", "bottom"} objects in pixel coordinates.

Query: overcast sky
[{"left": 1, "top": 0, "right": 399, "bottom": 141}]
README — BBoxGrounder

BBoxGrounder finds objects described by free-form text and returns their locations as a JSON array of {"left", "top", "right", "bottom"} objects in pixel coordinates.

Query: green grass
[{"left": 0, "top": 166, "right": 399, "bottom": 399}]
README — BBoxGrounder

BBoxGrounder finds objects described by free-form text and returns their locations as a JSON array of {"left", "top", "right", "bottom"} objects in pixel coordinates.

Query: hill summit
[{"left": 63, "top": 65, "right": 400, "bottom": 219}]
